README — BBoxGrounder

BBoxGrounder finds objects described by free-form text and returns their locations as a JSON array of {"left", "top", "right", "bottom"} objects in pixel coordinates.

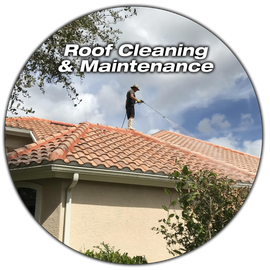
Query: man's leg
[
  {"left": 128, "top": 117, "right": 135, "bottom": 130},
  {"left": 127, "top": 106, "right": 135, "bottom": 130}
]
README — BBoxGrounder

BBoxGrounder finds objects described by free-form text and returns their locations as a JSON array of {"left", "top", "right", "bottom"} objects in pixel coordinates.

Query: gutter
[
  {"left": 10, "top": 163, "right": 176, "bottom": 188},
  {"left": 63, "top": 173, "right": 79, "bottom": 246},
  {"left": 9, "top": 163, "right": 253, "bottom": 188}
]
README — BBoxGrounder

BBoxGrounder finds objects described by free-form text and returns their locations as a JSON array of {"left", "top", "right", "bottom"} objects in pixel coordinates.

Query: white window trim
[{"left": 15, "top": 182, "right": 42, "bottom": 223}]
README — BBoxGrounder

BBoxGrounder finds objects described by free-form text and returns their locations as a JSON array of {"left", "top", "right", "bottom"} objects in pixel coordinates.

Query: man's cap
[{"left": 131, "top": 84, "right": 140, "bottom": 90}]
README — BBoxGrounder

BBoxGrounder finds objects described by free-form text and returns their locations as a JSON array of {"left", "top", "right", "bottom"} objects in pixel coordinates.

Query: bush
[
  {"left": 82, "top": 242, "right": 148, "bottom": 264},
  {"left": 152, "top": 163, "right": 251, "bottom": 256}
]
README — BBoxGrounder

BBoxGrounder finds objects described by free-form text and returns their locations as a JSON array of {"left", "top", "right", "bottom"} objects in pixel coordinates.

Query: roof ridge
[
  {"left": 48, "top": 122, "right": 90, "bottom": 161},
  {"left": 50, "top": 120, "right": 76, "bottom": 127},
  {"left": 152, "top": 130, "right": 260, "bottom": 160},
  {"left": 86, "top": 123, "right": 185, "bottom": 145},
  {"left": 80, "top": 122, "right": 149, "bottom": 136}
]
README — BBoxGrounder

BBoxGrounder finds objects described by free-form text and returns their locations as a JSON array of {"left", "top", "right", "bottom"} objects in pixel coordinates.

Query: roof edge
[
  {"left": 9, "top": 163, "right": 252, "bottom": 187},
  {"left": 9, "top": 163, "right": 176, "bottom": 188}
]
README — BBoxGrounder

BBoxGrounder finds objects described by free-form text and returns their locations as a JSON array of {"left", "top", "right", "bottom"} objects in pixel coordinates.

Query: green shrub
[
  {"left": 152, "top": 163, "right": 251, "bottom": 256},
  {"left": 82, "top": 242, "right": 148, "bottom": 264}
]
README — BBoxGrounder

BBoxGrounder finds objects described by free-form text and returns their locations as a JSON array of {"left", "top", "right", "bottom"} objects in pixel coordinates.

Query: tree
[
  {"left": 152, "top": 162, "right": 250, "bottom": 256},
  {"left": 8, "top": 7, "right": 137, "bottom": 115}
]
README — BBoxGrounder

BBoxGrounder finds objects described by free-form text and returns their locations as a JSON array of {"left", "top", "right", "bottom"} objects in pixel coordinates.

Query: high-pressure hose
[{"left": 121, "top": 112, "right": 127, "bottom": 128}]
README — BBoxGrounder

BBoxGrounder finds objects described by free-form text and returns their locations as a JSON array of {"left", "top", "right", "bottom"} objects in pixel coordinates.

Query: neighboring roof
[
  {"left": 6, "top": 117, "right": 260, "bottom": 184},
  {"left": 151, "top": 130, "right": 260, "bottom": 177}
]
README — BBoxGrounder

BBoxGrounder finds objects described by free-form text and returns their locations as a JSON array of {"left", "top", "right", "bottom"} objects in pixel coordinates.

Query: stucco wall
[
  {"left": 33, "top": 179, "right": 68, "bottom": 241},
  {"left": 5, "top": 134, "right": 33, "bottom": 152},
  {"left": 69, "top": 180, "right": 182, "bottom": 263}
]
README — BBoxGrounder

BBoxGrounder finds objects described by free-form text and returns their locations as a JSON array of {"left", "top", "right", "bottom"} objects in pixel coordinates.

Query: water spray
[
  {"left": 139, "top": 101, "right": 194, "bottom": 137},
  {"left": 122, "top": 100, "right": 192, "bottom": 137},
  {"left": 134, "top": 100, "right": 182, "bottom": 130}
]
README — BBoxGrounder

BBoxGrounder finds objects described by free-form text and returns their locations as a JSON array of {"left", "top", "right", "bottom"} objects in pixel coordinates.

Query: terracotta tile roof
[
  {"left": 151, "top": 130, "right": 260, "bottom": 176},
  {"left": 6, "top": 117, "right": 259, "bottom": 184},
  {"left": 5, "top": 117, "right": 76, "bottom": 140}
]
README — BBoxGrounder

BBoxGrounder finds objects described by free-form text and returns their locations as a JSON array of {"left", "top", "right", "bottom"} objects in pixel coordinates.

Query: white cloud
[
  {"left": 207, "top": 133, "right": 262, "bottom": 157},
  {"left": 12, "top": 84, "right": 106, "bottom": 125},
  {"left": 237, "top": 113, "right": 254, "bottom": 131},
  {"left": 168, "top": 128, "right": 181, "bottom": 134},
  {"left": 61, "top": 92, "right": 105, "bottom": 124},
  {"left": 96, "top": 82, "right": 124, "bottom": 115},
  {"left": 211, "top": 114, "right": 231, "bottom": 129},
  {"left": 197, "top": 118, "right": 215, "bottom": 134},
  {"left": 197, "top": 113, "right": 231, "bottom": 134},
  {"left": 147, "top": 128, "right": 160, "bottom": 135},
  {"left": 242, "top": 139, "right": 262, "bottom": 157},
  {"left": 50, "top": 93, "right": 104, "bottom": 124},
  {"left": 208, "top": 133, "right": 239, "bottom": 149}
]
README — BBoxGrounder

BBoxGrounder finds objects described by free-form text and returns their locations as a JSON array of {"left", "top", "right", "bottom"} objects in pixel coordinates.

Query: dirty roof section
[
  {"left": 6, "top": 117, "right": 75, "bottom": 140},
  {"left": 152, "top": 130, "right": 260, "bottom": 176},
  {"left": 6, "top": 117, "right": 259, "bottom": 184}
]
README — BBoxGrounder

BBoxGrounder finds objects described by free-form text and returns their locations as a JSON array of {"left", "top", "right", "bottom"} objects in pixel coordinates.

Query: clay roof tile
[{"left": 6, "top": 117, "right": 260, "bottom": 184}]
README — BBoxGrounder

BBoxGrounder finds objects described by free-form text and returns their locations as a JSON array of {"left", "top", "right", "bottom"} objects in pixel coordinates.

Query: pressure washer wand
[{"left": 140, "top": 100, "right": 166, "bottom": 118}]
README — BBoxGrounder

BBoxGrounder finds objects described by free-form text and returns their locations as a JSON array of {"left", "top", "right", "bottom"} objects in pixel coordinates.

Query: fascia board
[
  {"left": 9, "top": 164, "right": 56, "bottom": 181},
  {"left": 5, "top": 127, "right": 32, "bottom": 137},
  {"left": 5, "top": 126, "right": 37, "bottom": 142},
  {"left": 9, "top": 164, "right": 251, "bottom": 188},
  {"left": 9, "top": 164, "right": 176, "bottom": 188}
]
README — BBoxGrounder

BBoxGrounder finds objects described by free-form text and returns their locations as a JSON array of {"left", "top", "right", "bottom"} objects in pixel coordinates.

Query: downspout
[
  {"left": 29, "top": 131, "right": 37, "bottom": 142},
  {"left": 63, "top": 173, "right": 79, "bottom": 245}
]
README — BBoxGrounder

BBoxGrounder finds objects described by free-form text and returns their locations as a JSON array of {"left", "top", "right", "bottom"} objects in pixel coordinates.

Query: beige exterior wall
[
  {"left": 5, "top": 134, "right": 33, "bottom": 152},
  {"left": 69, "top": 180, "right": 181, "bottom": 263},
  {"left": 33, "top": 179, "right": 69, "bottom": 241},
  {"left": 15, "top": 175, "right": 182, "bottom": 263}
]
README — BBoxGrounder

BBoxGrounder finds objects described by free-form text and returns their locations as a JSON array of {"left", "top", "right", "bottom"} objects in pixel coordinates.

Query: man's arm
[{"left": 130, "top": 93, "right": 140, "bottom": 102}]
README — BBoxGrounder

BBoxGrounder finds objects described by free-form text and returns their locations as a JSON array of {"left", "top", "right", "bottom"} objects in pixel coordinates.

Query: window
[
  {"left": 15, "top": 182, "right": 42, "bottom": 222},
  {"left": 18, "top": 188, "right": 37, "bottom": 217}
]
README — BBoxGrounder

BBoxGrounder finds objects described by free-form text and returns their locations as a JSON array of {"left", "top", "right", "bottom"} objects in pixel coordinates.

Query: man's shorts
[{"left": 126, "top": 105, "right": 135, "bottom": 119}]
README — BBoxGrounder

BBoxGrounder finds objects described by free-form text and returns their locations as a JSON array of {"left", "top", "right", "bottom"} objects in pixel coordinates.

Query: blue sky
[{"left": 7, "top": 6, "right": 262, "bottom": 157}]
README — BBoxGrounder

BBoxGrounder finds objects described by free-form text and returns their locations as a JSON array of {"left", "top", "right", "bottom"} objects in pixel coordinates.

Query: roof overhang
[
  {"left": 5, "top": 126, "right": 37, "bottom": 142},
  {"left": 9, "top": 163, "right": 252, "bottom": 188},
  {"left": 9, "top": 163, "right": 176, "bottom": 188}
]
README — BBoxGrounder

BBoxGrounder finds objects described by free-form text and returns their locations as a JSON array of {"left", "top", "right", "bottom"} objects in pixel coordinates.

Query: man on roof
[{"left": 125, "top": 84, "right": 142, "bottom": 130}]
